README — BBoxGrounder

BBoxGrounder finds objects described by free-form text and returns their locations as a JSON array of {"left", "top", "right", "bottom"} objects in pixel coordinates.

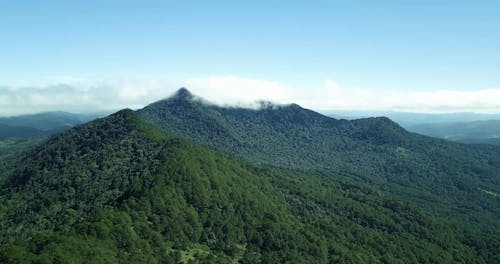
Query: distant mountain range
[
  {"left": 4, "top": 100, "right": 500, "bottom": 145},
  {"left": 323, "top": 110, "right": 500, "bottom": 145},
  {"left": 321, "top": 110, "right": 500, "bottom": 126},
  {"left": 406, "top": 120, "right": 500, "bottom": 145},
  {"left": 0, "top": 111, "right": 108, "bottom": 139}
]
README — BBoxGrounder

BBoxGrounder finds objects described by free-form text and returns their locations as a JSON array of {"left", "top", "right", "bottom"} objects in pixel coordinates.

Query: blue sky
[{"left": 1, "top": 0, "right": 499, "bottom": 115}]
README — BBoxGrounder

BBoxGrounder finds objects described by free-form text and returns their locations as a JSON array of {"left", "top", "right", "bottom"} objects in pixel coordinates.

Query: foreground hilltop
[
  {"left": 139, "top": 88, "right": 500, "bottom": 234},
  {"left": 1, "top": 109, "right": 493, "bottom": 263}
]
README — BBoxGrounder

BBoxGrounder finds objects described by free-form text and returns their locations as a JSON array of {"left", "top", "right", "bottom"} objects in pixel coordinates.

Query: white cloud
[
  {"left": 311, "top": 81, "right": 500, "bottom": 113},
  {"left": 186, "top": 77, "right": 500, "bottom": 113},
  {"left": 0, "top": 80, "right": 180, "bottom": 116},
  {"left": 185, "top": 76, "right": 299, "bottom": 107},
  {"left": 1, "top": 75, "right": 500, "bottom": 116}
]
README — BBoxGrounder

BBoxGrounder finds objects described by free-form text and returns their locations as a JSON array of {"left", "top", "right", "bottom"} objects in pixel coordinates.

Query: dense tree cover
[
  {"left": 138, "top": 88, "right": 500, "bottom": 234},
  {"left": 0, "top": 138, "right": 45, "bottom": 186},
  {"left": 0, "top": 138, "right": 45, "bottom": 162},
  {"left": 1, "top": 109, "right": 498, "bottom": 263}
]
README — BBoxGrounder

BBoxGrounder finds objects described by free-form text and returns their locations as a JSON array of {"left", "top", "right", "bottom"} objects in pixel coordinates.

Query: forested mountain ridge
[
  {"left": 1, "top": 109, "right": 498, "bottom": 263},
  {"left": 138, "top": 88, "right": 500, "bottom": 234}
]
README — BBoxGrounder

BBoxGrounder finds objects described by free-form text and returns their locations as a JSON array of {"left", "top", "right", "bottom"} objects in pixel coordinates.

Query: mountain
[
  {"left": 321, "top": 110, "right": 500, "bottom": 126},
  {"left": 2, "top": 109, "right": 493, "bottom": 263},
  {"left": 0, "top": 111, "right": 108, "bottom": 131},
  {"left": 138, "top": 89, "right": 500, "bottom": 235},
  {"left": 322, "top": 111, "right": 500, "bottom": 145},
  {"left": 406, "top": 120, "right": 500, "bottom": 145}
]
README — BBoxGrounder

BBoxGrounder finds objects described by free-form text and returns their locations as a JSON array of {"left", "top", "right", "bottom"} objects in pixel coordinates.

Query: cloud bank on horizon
[{"left": 1, "top": 76, "right": 500, "bottom": 116}]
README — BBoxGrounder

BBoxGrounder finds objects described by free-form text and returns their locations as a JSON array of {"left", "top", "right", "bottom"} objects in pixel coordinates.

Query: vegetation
[
  {"left": 138, "top": 89, "right": 500, "bottom": 235},
  {"left": 1, "top": 109, "right": 498, "bottom": 263},
  {"left": 0, "top": 138, "right": 45, "bottom": 187},
  {"left": 0, "top": 124, "right": 46, "bottom": 140}
]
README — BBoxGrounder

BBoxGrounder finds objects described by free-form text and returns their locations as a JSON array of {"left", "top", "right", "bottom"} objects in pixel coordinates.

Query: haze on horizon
[{"left": 1, "top": 1, "right": 499, "bottom": 116}]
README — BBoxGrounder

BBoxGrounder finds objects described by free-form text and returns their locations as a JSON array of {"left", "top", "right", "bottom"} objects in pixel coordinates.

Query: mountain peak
[{"left": 172, "top": 87, "right": 194, "bottom": 100}]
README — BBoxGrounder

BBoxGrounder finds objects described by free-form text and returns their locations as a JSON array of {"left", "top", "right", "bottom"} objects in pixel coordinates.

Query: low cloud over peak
[{"left": 1, "top": 76, "right": 500, "bottom": 116}]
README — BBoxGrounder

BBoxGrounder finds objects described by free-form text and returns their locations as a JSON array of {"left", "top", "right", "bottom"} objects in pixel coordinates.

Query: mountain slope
[
  {"left": 0, "top": 124, "right": 46, "bottom": 139},
  {"left": 0, "top": 109, "right": 494, "bottom": 263},
  {"left": 138, "top": 89, "right": 500, "bottom": 234}
]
